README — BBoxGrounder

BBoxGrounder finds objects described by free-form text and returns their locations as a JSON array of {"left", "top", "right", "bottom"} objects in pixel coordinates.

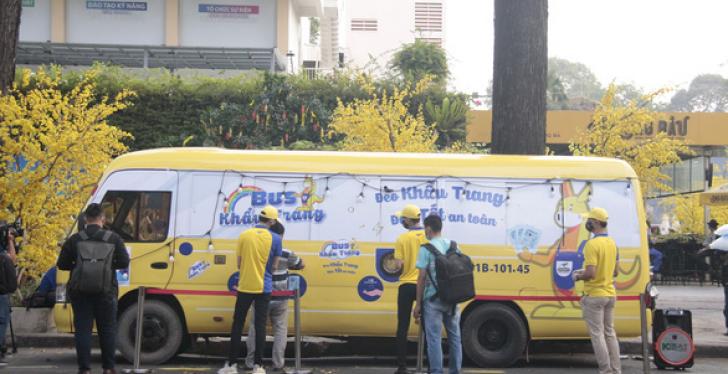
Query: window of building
[
  {"left": 101, "top": 191, "right": 172, "bottom": 242},
  {"left": 351, "top": 19, "right": 378, "bottom": 31},
  {"left": 415, "top": 2, "right": 443, "bottom": 32}
]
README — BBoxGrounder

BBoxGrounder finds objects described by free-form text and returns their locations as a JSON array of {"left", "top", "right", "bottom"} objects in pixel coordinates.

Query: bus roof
[{"left": 106, "top": 148, "right": 638, "bottom": 180}]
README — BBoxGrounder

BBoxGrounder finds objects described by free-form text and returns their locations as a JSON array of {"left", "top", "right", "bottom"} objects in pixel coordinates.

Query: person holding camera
[{"left": 0, "top": 224, "right": 18, "bottom": 366}]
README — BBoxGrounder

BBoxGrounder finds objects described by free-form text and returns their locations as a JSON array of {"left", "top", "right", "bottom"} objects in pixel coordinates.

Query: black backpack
[
  {"left": 424, "top": 240, "right": 475, "bottom": 305},
  {"left": 68, "top": 230, "right": 115, "bottom": 295},
  {"left": 0, "top": 254, "right": 17, "bottom": 295}
]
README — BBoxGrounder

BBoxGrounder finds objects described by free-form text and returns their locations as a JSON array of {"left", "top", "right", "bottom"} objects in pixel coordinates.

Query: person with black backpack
[
  {"left": 413, "top": 214, "right": 473, "bottom": 374},
  {"left": 57, "top": 203, "right": 130, "bottom": 374}
]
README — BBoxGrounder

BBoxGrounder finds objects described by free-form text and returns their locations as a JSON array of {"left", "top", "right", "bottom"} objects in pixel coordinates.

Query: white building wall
[
  {"left": 342, "top": 0, "right": 446, "bottom": 71},
  {"left": 319, "top": 1, "right": 340, "bottom": 69},
  {"left": 19, "top": 0, "right": 51, "bottom": 42},
  {"left": 343, "top": 0, "right": 414, "bottom": 70},
  {"left": 288, "top": 0, "right": 303, "bottom": 71},
  {"left": 66, "top": 0, "right": 165, "bottom": 45},
  {"left": 180, "top": 0, "right": 277, "bottom": 48}
]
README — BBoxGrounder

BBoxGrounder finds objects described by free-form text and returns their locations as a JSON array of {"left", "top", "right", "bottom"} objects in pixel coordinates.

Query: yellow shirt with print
[
  {"left": 236, "top": 227, "right": 274, "bottom": 293},
  {"left": 583, "top": 235, "right": 618, "bottom": 297},
  {"left": 394, "top": 229, "right": 427, "bottom": 284}
]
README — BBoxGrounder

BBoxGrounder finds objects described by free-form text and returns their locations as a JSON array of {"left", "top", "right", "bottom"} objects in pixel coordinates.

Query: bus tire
[
  {"left": 462, "top": 303, "right": 527, "bottom": 367},
  {"left": 117, "top": 299, "right": 184, "bottom": 365}
]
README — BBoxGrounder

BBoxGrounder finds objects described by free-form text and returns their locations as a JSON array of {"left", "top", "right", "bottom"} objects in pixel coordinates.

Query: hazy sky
[{"left": 446, "top": 0, "right": 728, "bottom": 95}]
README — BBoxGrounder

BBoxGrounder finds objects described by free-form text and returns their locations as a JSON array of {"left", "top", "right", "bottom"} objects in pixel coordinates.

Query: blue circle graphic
[
  {"left": 288, "top": 274, "right": 308, "bottom": 298},
  {"left": 227, "top": 272, "right": 240, "bottom": 292},
  {"left": 179, "top": 242, "right": 193, "bottom": 256},
  {"left": 358, "top": 276, "right": 384, "bottom": 302}
]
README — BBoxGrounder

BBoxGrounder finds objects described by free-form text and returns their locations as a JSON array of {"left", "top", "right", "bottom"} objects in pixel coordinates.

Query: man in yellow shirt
[
  {"left": 393, "top": 204, "right": 427, "bottom": 374},
  {"left": 573, "top": 207, "right": 621, "bottom": 374},
  {"left": 220, "top": 206, "right": 282, "bottom": 374}
]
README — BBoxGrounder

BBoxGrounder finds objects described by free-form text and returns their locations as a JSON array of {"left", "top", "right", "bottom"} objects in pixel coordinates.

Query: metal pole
[
  {"left": 123, "top": 286, "right": 151, "bottom": 374},
  {"left": 640, "top": 293, "right": 651, "bottom": 374},
  {"left": 704, "top": 155, "right": 711, "bottom": 238},
  {"left": 286, "top": 287, "right": 311, "bottom": 374},
  {"left": 143, "top": 49, "right": 149, "bottom": 69},
  {"left": 413, "top": 325, "right": 427, "bottom": 374}
]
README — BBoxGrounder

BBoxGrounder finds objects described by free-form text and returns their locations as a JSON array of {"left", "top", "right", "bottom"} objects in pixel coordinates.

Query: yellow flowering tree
[
  {"left": 0, "top": 67, "right": 132, "bottom": 277},
  {"left": 328, "top": 76, "right": 437, "bottom": 152},
  {"left": 570, "top": 84, "right": 691, "bottom": 195},
  {"left": 667, "top": 173, "right": 728, "bottom": 234}
]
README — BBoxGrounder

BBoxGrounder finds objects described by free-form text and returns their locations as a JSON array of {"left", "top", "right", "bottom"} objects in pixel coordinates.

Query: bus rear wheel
[
  {"left": 117, "top": 299, "right": 184, "bottom": 365},
  {"left": 462, "top": 303, "right": 528, "bottom": 367}
]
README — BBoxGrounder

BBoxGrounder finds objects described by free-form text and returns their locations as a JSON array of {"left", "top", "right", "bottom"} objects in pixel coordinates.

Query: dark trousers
[
  {"left": 229, "top": 292, "right": 271, "bottom": 365},
  {"left": 71, "top": 293, "right": 118, "bottom": 371},
  {"left": 724, "top": 286, "right": 728, "bottom": 330},
  {"left": 396, "top": 283, "right": 417, "bottom": 368}
]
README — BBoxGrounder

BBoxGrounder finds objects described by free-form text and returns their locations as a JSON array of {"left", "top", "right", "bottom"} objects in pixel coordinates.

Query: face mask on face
[{"left": 585, "top": 220, "right": 594, "bottom": 232}]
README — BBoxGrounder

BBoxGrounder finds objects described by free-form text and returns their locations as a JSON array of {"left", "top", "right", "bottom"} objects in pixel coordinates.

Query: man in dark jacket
[
  {"left": 721, "top": 252, "right": 728, "bottom": 336},
  {"left": 57, "top": 203, "right": 130, "bottom": 374}
]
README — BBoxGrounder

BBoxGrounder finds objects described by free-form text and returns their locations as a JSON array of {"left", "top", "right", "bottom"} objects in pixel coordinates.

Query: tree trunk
[
  {"left": 491, "top": 0, "right": 547, "bottom": 155},
  {"left": 0, "top": 0, "right": 22, "bottom": 95}
]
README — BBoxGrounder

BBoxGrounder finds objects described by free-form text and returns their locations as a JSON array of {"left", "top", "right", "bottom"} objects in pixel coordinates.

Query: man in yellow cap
[
  {"left": 220, "top": 205, "right": 283, "bottom": 374},
  {"left": 393, "top": 204, "right": 427, "bottom": 374},
  {"left": 573, "top": 207, "right": 621, "bottom": 374}
]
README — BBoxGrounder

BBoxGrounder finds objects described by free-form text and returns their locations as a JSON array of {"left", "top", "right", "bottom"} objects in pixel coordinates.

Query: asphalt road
[{"left": 3, "top": 348, "right": 725, "bottom": 374}]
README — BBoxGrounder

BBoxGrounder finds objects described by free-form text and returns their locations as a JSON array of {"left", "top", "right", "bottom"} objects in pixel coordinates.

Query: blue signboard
[{"left": 86, "top": 1, "right": 148, "bottom": 11}]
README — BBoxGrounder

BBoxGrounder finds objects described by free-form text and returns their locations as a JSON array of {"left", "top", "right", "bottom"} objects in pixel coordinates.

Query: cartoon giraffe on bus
[{"left": 517, "top": 181, "right": 642, "bottom": 319}]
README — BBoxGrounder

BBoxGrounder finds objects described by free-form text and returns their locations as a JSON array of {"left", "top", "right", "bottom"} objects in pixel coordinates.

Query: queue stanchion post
[
  {"left": 285, "top": 282, "right": 311, "bottom": 374},
  {"left": 640, "top": 293, "right": 651, "bottom": 373},
  {"left": 123, "top": 286, "right": 151, "bottom": 374},
  {"left": 413, "top": 324, "right": 427, "bottom": 374}
]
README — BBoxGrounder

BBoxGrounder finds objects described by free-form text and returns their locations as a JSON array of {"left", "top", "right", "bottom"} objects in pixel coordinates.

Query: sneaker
[
  {"left": 252, "top": 364, "right": 267, "bottom": 374},
  {"left": 217, "top": 362, "right": 239, "bottom": 374},
  {"left": 394, "top": 367, "right": 409, "bottom": 374}
]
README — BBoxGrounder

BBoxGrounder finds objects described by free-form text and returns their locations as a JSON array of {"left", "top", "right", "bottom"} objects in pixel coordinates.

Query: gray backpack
[{"left": 68, "top": 230, "right": 115, "bottom": 295}]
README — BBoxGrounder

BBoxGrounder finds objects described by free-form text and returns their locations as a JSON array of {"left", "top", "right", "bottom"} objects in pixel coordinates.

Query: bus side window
[{"left": 100, "top": 191, "right": 172, "bottom": 243}]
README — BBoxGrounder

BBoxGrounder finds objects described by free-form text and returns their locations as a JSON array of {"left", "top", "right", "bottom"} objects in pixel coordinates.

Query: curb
[{"left": 14, "top": 334, "right": 727, "bottom": 358}]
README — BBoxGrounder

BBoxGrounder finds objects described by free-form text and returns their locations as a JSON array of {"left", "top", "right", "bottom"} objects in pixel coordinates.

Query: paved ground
[
  {"left": 8, "top": 285, "right": 727, "bottom": 373},
  {"left": 3, "top": 348, "right": 727, "bottom": 373},
  {"left": 623, "top": 284, "right": 727, "bottom": 349}
]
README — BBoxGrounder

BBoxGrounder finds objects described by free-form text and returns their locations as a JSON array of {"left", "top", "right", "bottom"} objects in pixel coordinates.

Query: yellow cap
[
  {"left": 587, "top": 207, "right": 608, "bottom": 222},
  {"left": 395, "top": 204, "right": 421, "bottom": 220},
  {"left": 260, "top": 205, "right": 279, "bottom": 221}
]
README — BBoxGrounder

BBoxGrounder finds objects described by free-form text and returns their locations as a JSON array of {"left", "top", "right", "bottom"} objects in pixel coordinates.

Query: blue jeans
[
  {"left": 423, "top": 298, "right": 462, "bottom": 374},
  {"left": 0, "top": 294, "right": 9, "bottom": 349}
]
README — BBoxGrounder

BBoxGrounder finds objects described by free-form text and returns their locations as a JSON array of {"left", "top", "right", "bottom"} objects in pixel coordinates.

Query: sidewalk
[{"left": 621, "top": 284, "right": 727, "bottom": 356}]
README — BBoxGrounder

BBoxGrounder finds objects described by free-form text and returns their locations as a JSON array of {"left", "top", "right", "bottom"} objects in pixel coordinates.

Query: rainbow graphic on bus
[{"left": 224, "top": 185, "right": 263, "bottom": 213}]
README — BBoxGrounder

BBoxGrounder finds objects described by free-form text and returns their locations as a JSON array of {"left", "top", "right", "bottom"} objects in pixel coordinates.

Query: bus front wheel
[
  {"left": 462, "top": 303, "right": 528, "bottom": 367},
  {"left": 117, "top": 299, "right": 184, "bottom": 365}
]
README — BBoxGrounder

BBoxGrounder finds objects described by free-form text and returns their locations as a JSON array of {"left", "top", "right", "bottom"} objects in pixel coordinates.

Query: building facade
[
  {"left": 341, "top": 0, "right": 445, "bottom": 70},
  {"left": 17, "top": 0, "right": 333, "bottom": 72}
]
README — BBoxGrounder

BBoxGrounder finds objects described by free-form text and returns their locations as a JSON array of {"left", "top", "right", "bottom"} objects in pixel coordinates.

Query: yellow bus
[{"left": 55, "top": 148, "right": 650, "bottom": 367}]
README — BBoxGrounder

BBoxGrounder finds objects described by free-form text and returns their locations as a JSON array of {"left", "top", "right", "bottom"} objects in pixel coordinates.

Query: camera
[{"left": 0, "top": 219, "right": 24, "bottom": 251}]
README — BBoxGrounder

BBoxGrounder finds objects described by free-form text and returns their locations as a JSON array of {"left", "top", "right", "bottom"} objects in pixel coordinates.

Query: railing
[
  {"left": 301, "top": 68, "right": 333, "bottom": 80},
  {"left": 652, "top": 237, "right": 724, "bottom": 286}
]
